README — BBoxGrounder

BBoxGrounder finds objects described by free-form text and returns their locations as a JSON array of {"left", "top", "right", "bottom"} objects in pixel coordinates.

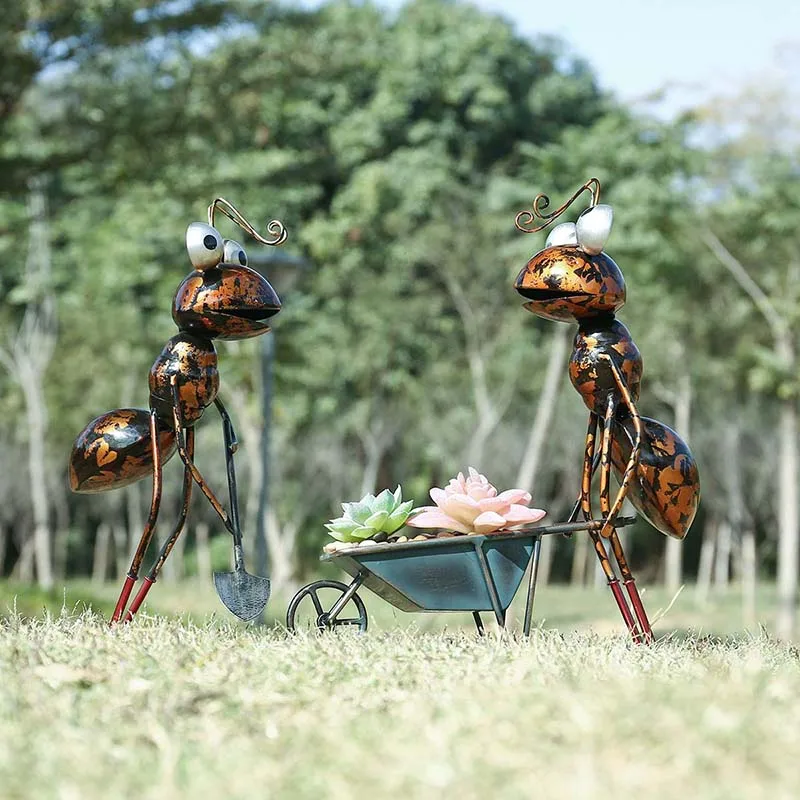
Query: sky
[{"left": 380, "top": 0, "right": 800, "bottom": 117}]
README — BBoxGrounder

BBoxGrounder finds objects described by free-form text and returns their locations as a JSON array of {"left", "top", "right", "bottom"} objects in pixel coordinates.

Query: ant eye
[
  {"left": 576, "top": 205, "right": 613, "bottom": 255},
  {"left": 545, "top": 222, "right": 578, "bottom": 248},
  {"left": 223, "top": 239, "right": 248, "bottom": 267},
  {"left": 186, "top": 222, "right": 224, "bottom": 270}
]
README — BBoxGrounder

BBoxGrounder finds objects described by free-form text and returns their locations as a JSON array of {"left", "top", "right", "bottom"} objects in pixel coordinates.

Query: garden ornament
[
  {"left": 514, "top": 178, "right": 700, "bottom": 642},
  {"left": 69, "top": 198, "right": 287, "bottom": 623}
]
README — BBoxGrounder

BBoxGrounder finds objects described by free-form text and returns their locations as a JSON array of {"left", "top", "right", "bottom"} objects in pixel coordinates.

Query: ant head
[
  {"left": 514, "top": 245, "right": 626, "bottom": 323},
  {"left": 513, "top": 179, "right": 624, "bottom": 322},
  {"left": 173, "top": 200, "right": 287, "bottom": 340}
]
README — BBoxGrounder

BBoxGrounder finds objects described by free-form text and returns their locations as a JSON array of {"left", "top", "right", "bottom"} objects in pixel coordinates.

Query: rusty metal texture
[
  {"left": 512, "top": 178, "right": 700, "bottom": 642},
  {"left": 68, "top": 200, "right": 285, "bottom": 624}
]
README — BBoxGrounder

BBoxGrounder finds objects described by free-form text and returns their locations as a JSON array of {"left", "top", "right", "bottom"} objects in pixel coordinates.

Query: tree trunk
[
  {"left": 360, "top": 439, "right": 385, "bottom": 497},
  {"left": 195, "top": 523, "right": 211, "bottom": 579},
  {"left": 223, "top": 384, "right": 262, "bottom": 541},
  {"left": 714, "top": 519, "right": 732, "bottom": 589},
  {"left": 0, "top": 524, "right": 7, "bottom": 577},
  {"left": 515, "top": 327, "right": 569, "bottom": 492},
  {"left": 441, "top": 270, "right": 515, "bottom": 468},
  {"left": 664, "top": 538, "right": 682, "bottom": 594},
  {"left": 92, "top": 523, "right": 111, "bottom": 585},
  {"left": 266, "top": 507, "right": 301, "bottom": 596},
  {"left": 126, "top": 482, "right": 144, "bottom": 566},
  {"left": 19, "top": 367, "right": 53, "bottom": 589},
  {"left": 113, "top": 523, "right": 128, "bottom": 579},
  {"left": 163, "top": 526, "right": 186, "bottom": 582},
  {"left": 700, "top": 232, "right": 797, "bottom": 635},
  {"left": 665, "top": 372, "right": 691, "bottom": 592},
  {"left": 695, "top": 518, "right": 717, "bottom": 605},
  {"left": 13, "top": 535, "right": 35, "bottom": 582},
  {"left": 537, "top": 536, "right": 555, "bottom": 587},
  {"left": 723, "top": 423, "right": 752, "bottom": 626},
  {"left": 741, "top": 527, "right": 757, "bottom": 627},
  {"left": 0, "top": 185, "right": 56, "bottom": 590},
  {"left": 571, "top": 532, "right": 590, "bottom": 586},
  {"left": 776, "top": 398, "right": 799, "bottom": 638},
  {"left": 51, "top": 476, "right": 71, "bottom": 581}
]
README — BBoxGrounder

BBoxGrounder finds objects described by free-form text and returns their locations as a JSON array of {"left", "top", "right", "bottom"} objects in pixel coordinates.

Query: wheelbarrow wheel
[{"left": 286, "top": 580, "right": 368, "bottom": 633}]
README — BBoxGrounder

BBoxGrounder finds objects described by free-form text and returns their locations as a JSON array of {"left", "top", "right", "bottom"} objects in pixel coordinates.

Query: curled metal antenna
[
  {"left": 514, "top": 177, "right": 602, "bottom": 234},
  {"left": 208, "top": 197, "right": 288, "bottom": 246}
]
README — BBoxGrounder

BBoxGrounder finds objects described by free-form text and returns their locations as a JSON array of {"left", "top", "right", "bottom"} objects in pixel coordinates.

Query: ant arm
[
  {"left": 579, "top": 412, "right": 599, "bottom": 521},
  {"left": 596, "top": 354, "right": 643, "bottom": 539},
  {"left": 169, "top": 376, "right": 235, "bottom": 537}
]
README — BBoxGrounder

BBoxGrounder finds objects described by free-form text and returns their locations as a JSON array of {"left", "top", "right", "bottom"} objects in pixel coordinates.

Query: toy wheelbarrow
[{"left": 286, "top": 516, "right": 636, "bottom": 634}]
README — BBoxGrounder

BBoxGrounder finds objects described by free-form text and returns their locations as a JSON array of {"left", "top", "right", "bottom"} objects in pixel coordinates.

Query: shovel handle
[
  {"left": 215, "top": 398, "right": 243, "bottom": 549},
  {"left": 233, "top": 542, "right": 246, "bottom": 573}
]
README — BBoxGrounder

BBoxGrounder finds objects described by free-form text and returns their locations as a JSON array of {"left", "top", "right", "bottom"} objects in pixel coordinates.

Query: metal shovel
[
  {"left": 213, "top": 398, "right": 271, "bottom": 621},
  {"left": 214, "top": 541, "right": 271, "bottom": 621}
]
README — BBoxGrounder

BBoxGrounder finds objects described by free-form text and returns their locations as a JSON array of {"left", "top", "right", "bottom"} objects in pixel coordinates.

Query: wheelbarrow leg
[
  {"left": 523, "top": 535, "right": 543, "bottom": 637},
  {"left": 472, "top": 612, "right": 485, "bottom": 636},
  {"left": 474, "top": 543, "right": 506, "bottom": 628}
]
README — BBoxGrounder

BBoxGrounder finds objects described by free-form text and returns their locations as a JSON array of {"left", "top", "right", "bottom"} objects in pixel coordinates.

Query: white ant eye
[
  {"left": 545, "top": 222, "right": 578, "bottom": 248},
  {"left": 223, "top": 239, "right": 248, "bottom": 266},
  {"left": 576, "top": 204, "right": 613, "bottom": 255},
  {"left": 186, "top": 222, "right": 224, "bottom": 271}
]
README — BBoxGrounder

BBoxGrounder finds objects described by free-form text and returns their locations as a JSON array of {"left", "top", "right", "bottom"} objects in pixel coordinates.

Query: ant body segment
[
  {"left": 69, "top": 199, "right": 287, "bottom": 623},
  {"left": 514, "top": 179, "right": 700, "bottom": 642}
]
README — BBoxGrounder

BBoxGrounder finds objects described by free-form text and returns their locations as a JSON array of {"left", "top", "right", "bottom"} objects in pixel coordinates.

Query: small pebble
[
  {"left": 323, "top": 543, "right": 337, "bottom": 553},
  {"left": 359, "top": 539, "right": 379, "bottom": 547},
  {"left": 372, "top": 532, "right": 388, "bottom": 543},
  {"left": 413, "top": 535, "right": 427, "bottom": 541},
  {"left": 396, "top": 536, "right": 408, "bottom": 543},
  {"left": 437, "top": 532, "right": 455, "bottom": 538}
]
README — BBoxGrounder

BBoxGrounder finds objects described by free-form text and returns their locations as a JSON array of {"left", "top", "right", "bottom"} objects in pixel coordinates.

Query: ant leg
[
  {"left": 598, "top": 355, "right": 653, "bottom": 642},
  {"left": 597, "top": 401, "right": 642, "bottom": 642},
  {"left": 582, "top": 412, "right": 640, "bottom": 639},
  {"left": 111, "top": 409, "right": 164, "bottom": 624},
  {"left": 170, "top": 377, "right": 234, "bottom": 535},
  {"left": 123, "top": 429, "right": 194, "bottom": 622}
]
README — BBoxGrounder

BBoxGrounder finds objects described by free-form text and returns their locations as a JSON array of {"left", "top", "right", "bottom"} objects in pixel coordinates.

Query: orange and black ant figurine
[
  {"left": 69, "top": 198, "right": 287, "bottom": 623},
  {"left": 513, "top": 178, "right": 700, "bottom": 642}
]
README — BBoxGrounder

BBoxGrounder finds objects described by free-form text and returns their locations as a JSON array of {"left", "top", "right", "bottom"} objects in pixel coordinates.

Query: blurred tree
[{"left": 699, "top": 153, "right": 800, "bottom": 638}]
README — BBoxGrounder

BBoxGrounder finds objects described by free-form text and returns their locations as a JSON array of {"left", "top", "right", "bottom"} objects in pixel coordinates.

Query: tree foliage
[{"left": 0, "top": 1, "right": 798, "bottom": 607}]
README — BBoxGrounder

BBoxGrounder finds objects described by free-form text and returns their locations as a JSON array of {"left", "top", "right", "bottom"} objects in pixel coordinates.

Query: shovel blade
[{"left": 213, "top": 570, "right": 271, "bottom": 621}]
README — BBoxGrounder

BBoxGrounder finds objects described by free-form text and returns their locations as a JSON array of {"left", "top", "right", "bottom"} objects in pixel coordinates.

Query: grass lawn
[{"left": 1, "top": 578, "right": 798, "bottom": 799}]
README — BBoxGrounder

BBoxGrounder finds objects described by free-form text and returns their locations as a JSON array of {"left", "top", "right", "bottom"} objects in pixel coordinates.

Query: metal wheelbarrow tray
[{"left": 287, "top": 516, "right": 636, "bottom": 634}]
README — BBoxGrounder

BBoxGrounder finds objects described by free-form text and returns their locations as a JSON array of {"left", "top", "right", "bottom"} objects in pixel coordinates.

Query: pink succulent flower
[{"left": 408, "top": 467, "right": 546, "bottom": 534}]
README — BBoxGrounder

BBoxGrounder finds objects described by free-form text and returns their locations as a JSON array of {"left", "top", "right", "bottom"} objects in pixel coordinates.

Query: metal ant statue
[
  {"left": 69, "top": 199, "right": 287, "bottom": 623},
  {"left": 513, "top": 178, "right": 700, "bottom": 642}
]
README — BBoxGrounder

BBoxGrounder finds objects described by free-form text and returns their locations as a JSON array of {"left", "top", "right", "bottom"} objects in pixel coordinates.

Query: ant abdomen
[
  {"left": 610, "top": 415, "right": 700, "bottom": 539},
  {"left": 69, "top": 408, "right": 177, "bottom": 494},
  {"left": 569, "top": 318, "right": 642, "bottom": 415}
]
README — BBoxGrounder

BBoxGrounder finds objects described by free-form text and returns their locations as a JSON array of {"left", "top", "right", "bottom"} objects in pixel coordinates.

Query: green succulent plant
[{"left": 325, "top": 486, "right": 414, "bottom": 542}]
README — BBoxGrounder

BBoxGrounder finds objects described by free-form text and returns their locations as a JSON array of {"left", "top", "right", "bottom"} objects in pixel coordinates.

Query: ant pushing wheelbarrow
[{"left": 286, "top": 516, "right": 636, "bottom": 635}]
